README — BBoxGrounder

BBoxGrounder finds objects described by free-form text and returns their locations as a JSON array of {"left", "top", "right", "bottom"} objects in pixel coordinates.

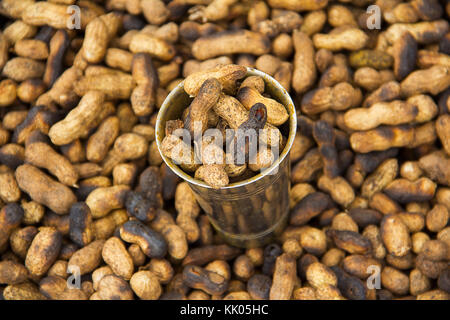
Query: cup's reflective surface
[{"left": 156, "top": 68, "right": 297, "bottom": 248}]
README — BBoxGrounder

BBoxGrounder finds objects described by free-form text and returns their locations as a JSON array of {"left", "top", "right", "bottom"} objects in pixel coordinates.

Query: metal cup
[{"left": 156, "top": 67, "right": 297, "bottom": 248}]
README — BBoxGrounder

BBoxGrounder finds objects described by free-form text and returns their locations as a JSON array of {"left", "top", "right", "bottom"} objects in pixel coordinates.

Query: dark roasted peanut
[
  {"left": 327, "top": 229, "right": 371, "bottom": 255},
  {"left": 182, "top": 245, "right": 240, "bottom": 267},
  {"left": 384, "top": 177, "right": 436, "bottom": 204},
  {"left": 69, "top": 202, "right": 94, "bottom": 247},
  {"left": 120, "top": 220, "right": 167, "bottom": 259},
  {"left": 125, "top": 191, "right": 158, "bottom": 223},
  {"left": 313, "top": 120, "right": 339, "bottom": 178},
  {"left": 182, "top": 265, "right": 228, "bottom": 295},
  {"left": 290, "top": 192, "right": 332, "bottom": 226}
]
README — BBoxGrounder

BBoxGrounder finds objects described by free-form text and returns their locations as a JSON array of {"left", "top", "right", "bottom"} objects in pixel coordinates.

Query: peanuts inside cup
[
  {"left": 156, "top": 66, "right": 296, "bottom": 248},
  {"left": 156, "top": 65, "right": 296, "bottom": 190}
]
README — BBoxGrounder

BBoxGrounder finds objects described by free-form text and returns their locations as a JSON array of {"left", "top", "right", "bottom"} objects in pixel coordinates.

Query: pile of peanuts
[{"left": 0, "top": 0, "right": 449, "bottom": 300}]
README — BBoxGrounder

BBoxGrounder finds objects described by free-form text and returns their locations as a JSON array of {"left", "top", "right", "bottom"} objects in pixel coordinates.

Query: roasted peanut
[
  {"left": 102, "top": 237, "right": 134, "bottom": 280},
  {"left": 183, "top": 265, "right": 228, "bottom": 295},
  {"left": 131, "top": 53, "right": 159, "bottom": 117},
  {"left": 290, "top": 192, "right": 331, "bottom": 226},
  {"left": 175, "top": 182, "right": 200, "bottom": 243},
  {"left": 350, "top": 125, "right": 414, "bottom": 153},
  {"left": 0, "top": 260, "right": 28, "bottom": 285},
  {"left": 69, "top": 202, "right": 94, "bottom": 247},
  {"left": 192, "top": 30, "right": 270, "bottom": 60},
  {"left": 9, "top": 226, "right": 37, "bottom": 260},
  {"left": 86, "top": 116, "right": 120, "bottom": 163},
  {"left": 85, "top": 185, "right": 129, "bottom": 219},
  {"left": 327, "top": 229, "right": 371, "bottom": 255},
  {"left": 269, "top": 253, "right": 296, "bottom": 300},
  {"left": 385, "top": 20, "right": 449, "bottom": 44},
  {"left": 184, "top": 78, "right": 222, "bottom": 134},
  {"left": 25, "top": 142, "right": 78, "bottom": 187},
  {"left": 184, "top": 64, "right": 246, "bottom": 97},
  {"left": 344, "top": 101, "right": 418, "bottom": 131},
  {"left": 313, "top": 120, "right": 340, "bottom": 178},
  {"left": 426, "top": 204, "right": 449, "bottom": 233},
  {"left": 98, "top": 274, "right": 134, "bottom": 300},
  {"left": 349, "top": 50, "right": 393, "bottom": 70},
  {"left": 301, "top": 82, "right": 361, "bottom": 115},
  {"left": 361, "top": 158, "right": 398, "bottom": 199},
  {"left": 67, "top": 240, "right": 105, "bottom": 275},
  {"left": 381, "top": 266, "right": 410, "bottom": 296},
  {"left": 307, "top": 262, "right": 337, "bottom": 290},
  {"left": 81, "top": 18, "right": 109, "bottom": 64},
  {"left": 436, "top": 115, "right": 450, "bottom": 156},
  {"left": 0, "top": 203, "right": 24, "bottom": 252},
  {"left": 313, "top": 27, "right": 369, "bottom": 51},
  {"left": 74, "top": 72, "right": 135, "bottom": 100},
  {"left": 0, "top": 165, "right": 20, "bottom": 203},
  {"left": 363, "top": 81, "right": 401, "bottom": 108},
  {"left": 318, "top": 175, "right": 355, "bottom": 208},
  {"left": 130, "top": 270, "right": 162, "bottom": 300},
  {"left": 49, "top": 91, "right": 105, "bottom": 146},
  {"left": 300, "top": 227, "right": 327, "bottom": 256},
  {"left": 182, "top": 245, "right": 240, "bottom": 267},
  {"left": 15, "top": 164, "right": 76, "bottom": 214},
  {"left": 44, "top": 29, "right": 70, "bottom": 87},
  {"left": 129, "top": 33, "right": 175, "bottom": 61},
  {"left": 161, "top": 134, "right": 199, "bottom": 173},
  {"left": 237, "top": 87, "right": 288, "bottom": 126},
  {"left": 120, "top": 220, "right": 167, "bottom": 259},
  {"left": 401, "top": 65, "right": 450, "bottom": 97},
  {"left": 384, "top": 177, "right": 437, "bottom": 204},
  {"left": 380, "top": 215, "right": 412, "bottom": 257},
  {"left": 25, "top": 227, "right": 62, "bottom": 277},
  {"left": 2, "top": 57, "right": 45, "bottom": 82},
  {"left": 419, "top": 151, "right": 450, "bottom": 187}
]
